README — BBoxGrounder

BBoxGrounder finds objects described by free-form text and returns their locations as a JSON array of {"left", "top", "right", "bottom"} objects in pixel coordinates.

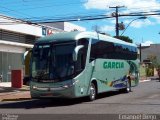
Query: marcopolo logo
[{"left": 103, "top": 61, "right": 124, "bottom": 69}]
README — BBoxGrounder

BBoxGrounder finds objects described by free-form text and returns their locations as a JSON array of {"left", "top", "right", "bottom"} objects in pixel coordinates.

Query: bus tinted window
[
  {"left": 90, "top": 39, "right": 137, "bottom": 61},
  {"left": 90, "top": 39, "right": 114, "bottom": 60},
  {"left": 77, "top": 39, "right": 89, "bottom": 70}
]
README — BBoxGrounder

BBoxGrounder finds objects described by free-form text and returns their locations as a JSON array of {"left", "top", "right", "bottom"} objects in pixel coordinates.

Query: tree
[
  {"left": 114, "top": 36, "right": 133, "bottom": 43},
  {"left": 147, "top": 54, "right": 160, "bottom": 68}
]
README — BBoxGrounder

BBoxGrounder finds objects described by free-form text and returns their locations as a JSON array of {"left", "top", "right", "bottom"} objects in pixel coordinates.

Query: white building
[
  {"left": 42, "top": 22, "right": 86, "bottom": 32},
  {"left": 0, "top": 14, "right": 85, "bottom": 82}
]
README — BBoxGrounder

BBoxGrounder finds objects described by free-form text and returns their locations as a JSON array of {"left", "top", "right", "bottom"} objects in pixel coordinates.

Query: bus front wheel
[{"left": 89, "top": 82, "right": 96, "bottom": 101}]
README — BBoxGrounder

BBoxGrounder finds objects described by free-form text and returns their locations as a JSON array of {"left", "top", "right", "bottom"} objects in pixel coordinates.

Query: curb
[
  {"left": 140, "top": 79, "right": 151, "bottom": 83},
  {"left": 0, "top": 85, "right": 30, "bottom": 102},
  {"left": 0, "top": 85, "right": 30, "bottom": 91},
  {"left": 0, "top": 91, "right": 31, "bottom": 102},
  {"left": 1, "top": 97, "right": 31, "bottom": 102}
]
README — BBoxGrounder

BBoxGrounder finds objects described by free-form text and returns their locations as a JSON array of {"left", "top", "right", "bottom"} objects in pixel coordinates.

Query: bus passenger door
[{"left": 74, "top": 39, "right": 90, "bottom": 96}]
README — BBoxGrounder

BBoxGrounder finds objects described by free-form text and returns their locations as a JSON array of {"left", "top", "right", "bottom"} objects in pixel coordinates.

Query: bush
[{"left": 146, "top": 68, "right": 154, "bottom": 77}]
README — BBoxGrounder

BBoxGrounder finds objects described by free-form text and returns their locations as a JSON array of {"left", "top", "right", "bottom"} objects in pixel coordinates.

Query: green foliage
[
  {"left": 145, "top": 55, "right": 160, "bottom": 76},
  {"left": 146, "top": 67, "right": 154, "bottom": 77},
  {"left": 157, "top": 64, "right": 160, "bottom": 69},
  {"left": 147, "top": 54, "right": 160, "bottom": 68},
  {"left": 140, "top": 65, "right": 146, "bottom": 77},
  {"left": 114, "top": 36, "right": 133, "bottom": 43},
  {"left": 146, "top": 64, "right": 154, "bottom": 77}
]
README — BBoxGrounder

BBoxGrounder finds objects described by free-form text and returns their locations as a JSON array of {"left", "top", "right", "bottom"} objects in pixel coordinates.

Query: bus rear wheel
[
  {"left": 120, "top": 79, "right": 131, "bottom": 93},
  {"left": 124, "top": 79, "right": 131, "bottom": 93},
  {"left": 89, "top": 82, "right": 96, "bottom": 101}
]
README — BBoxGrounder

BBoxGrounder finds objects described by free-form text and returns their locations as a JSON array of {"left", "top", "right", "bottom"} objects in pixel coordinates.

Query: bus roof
[{"left": 37, "top": 31, "right": 136, "bottom": 47}]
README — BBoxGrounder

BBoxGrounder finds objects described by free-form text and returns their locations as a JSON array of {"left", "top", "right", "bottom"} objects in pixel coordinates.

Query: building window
[{"left": 0, "top": 29, "right": 37, "bottom": 44}]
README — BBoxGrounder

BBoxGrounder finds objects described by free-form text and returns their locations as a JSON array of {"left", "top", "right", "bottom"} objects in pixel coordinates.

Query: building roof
[{"left": 0, "top": 14, "right": 63, "bottom": 37}]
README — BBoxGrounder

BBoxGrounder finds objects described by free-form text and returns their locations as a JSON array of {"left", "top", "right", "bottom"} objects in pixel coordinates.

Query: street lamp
[{"left": 120, "top": 16, "right": 147, "bottom": 36}]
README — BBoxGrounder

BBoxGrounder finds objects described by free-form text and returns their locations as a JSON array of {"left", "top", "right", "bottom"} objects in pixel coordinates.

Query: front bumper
[{"left": 30, "top": 81, "right": 76, "bottom": 98}]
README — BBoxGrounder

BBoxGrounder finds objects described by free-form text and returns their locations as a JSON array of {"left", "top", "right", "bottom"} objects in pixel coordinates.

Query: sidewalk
[
  {"left": 0, "top": 82, "right": 31, "bottom": 102},
  {"left": 140, "top": 75, "right": 159, "bottom": 82}
]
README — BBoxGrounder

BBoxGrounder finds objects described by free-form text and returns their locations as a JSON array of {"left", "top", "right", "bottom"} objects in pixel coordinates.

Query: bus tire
[
  {"left": 125, "top": 79, "right": 131, "bottom": 93},
  {"left": 89, "top": 82, "right": 96, "bottom": 101},
  {"left": 120, "top": 79, "right": 131, "bottom": 93}
]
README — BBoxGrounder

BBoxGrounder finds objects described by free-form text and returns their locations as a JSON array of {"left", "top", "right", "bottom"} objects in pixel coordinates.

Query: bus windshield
[{"left": 31, "top": 42, "right": 76, "bottom": 82}]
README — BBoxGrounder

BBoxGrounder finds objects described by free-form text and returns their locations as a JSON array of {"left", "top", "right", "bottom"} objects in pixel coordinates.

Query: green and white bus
[{"left": 30, "top": 31, "right": 139, "bottom": 101}]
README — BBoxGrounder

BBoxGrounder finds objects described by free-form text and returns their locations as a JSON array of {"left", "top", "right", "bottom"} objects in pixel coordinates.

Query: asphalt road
[{"left": 0, "top": 80, "right": 160, "bottom": 120}]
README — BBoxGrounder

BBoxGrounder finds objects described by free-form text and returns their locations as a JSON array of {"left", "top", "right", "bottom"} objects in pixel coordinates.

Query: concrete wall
[{"left": 141, "top": 44, "right": 160, "bottom": 62}]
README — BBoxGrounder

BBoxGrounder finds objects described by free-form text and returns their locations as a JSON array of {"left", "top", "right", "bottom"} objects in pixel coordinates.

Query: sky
[{"left": 1, "top": 0, "right": 160, "bottom": 45}]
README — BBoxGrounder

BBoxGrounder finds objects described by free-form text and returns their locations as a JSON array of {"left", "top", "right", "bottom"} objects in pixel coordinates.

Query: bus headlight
[
  {"left": 62, "top": 80, "right": 79, "bottom": 88},
  {"left": 63, "top": 85, "right": 70, "bottom": 88},
  {"left": 32, "top": 85, "right": 38, "bottom": 89},
  {"left": 63, "top": 83, "right": 74, "bottom": 88}
]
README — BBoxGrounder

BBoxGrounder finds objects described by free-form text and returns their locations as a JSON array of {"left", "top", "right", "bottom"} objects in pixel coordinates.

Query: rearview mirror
[
  {"left": 73, "top": 45, "right": 84, "bottom": 61},
  {"left": 22, "top": 50, "right": 32, "bottom": 65}
]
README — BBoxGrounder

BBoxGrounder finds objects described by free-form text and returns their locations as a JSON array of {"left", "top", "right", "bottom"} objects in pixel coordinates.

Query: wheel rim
[
  {"left": 126, "top": 81, "right": 131, "bottom": 92},
  {"left": 90, "top": 83, "right": 96, "bottom": 100}
]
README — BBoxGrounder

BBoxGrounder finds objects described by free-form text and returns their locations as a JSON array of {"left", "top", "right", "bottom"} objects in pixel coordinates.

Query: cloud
[
  {"left": 99, "top": 25, "right": 115, "bottom": 32},
  {"left": 98, "top": 19, "right": 154, "bottom": 33},
  {"left": 84, "top": 0, "right": 129, "bottom": 10},
  {"left": 152, "top": 15, "right": 160, "bottom": 24},
  {"left": 98, "top": 19, "right": 153, "bottom": 33},
  {"left": 141, "top": 41, "right": 153, "bottom": 46},
  {"left": 84, "top": 0, "right": 160, "bottom": 12},
  {"left": 123, "top": 19, "right": 154, "bottom": 28},
  {"left": 84, "top": 0, "right": 160, "bottom": 29}
]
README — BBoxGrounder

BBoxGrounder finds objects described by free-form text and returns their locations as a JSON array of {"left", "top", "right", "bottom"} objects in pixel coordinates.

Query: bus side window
[
  {"left": 90, "top": 39, "right": 98, "bottom": 62},
  {"left": 76, "top": 39, "right": 89, "bottom": 71},
  {"left": 76, "top": 48, "right": 86, "bottom": 71}
]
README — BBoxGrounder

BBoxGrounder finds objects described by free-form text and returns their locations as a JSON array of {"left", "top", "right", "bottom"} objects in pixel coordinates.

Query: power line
[
  {"left": 0, "top": 5, "right": 33, "bottom": 18},
  {"left": 23, "top": 11, "right": 160, "bottom": 22},
  {"left": 1, "top": 10, "right": 160, "bottom": 26},
  {"left": 1, "top": 1, "right": 86, "bottom": 10},
  {"left": 29, "top": 12, "right": 160, "bottom": 24},
  {"left": 1, "top": 1, "right": 160, "bottom": 21},
  {"left": 20, "top": 8, "right": 160, "bottom": 21}
]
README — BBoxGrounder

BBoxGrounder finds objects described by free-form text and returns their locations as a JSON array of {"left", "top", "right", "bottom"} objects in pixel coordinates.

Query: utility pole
[
  {"left": 109, "top": 6, "right": 125, "bottom": 37},
  {"left": 139, "top": 43, "right": 142, "bottom": 63}
]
